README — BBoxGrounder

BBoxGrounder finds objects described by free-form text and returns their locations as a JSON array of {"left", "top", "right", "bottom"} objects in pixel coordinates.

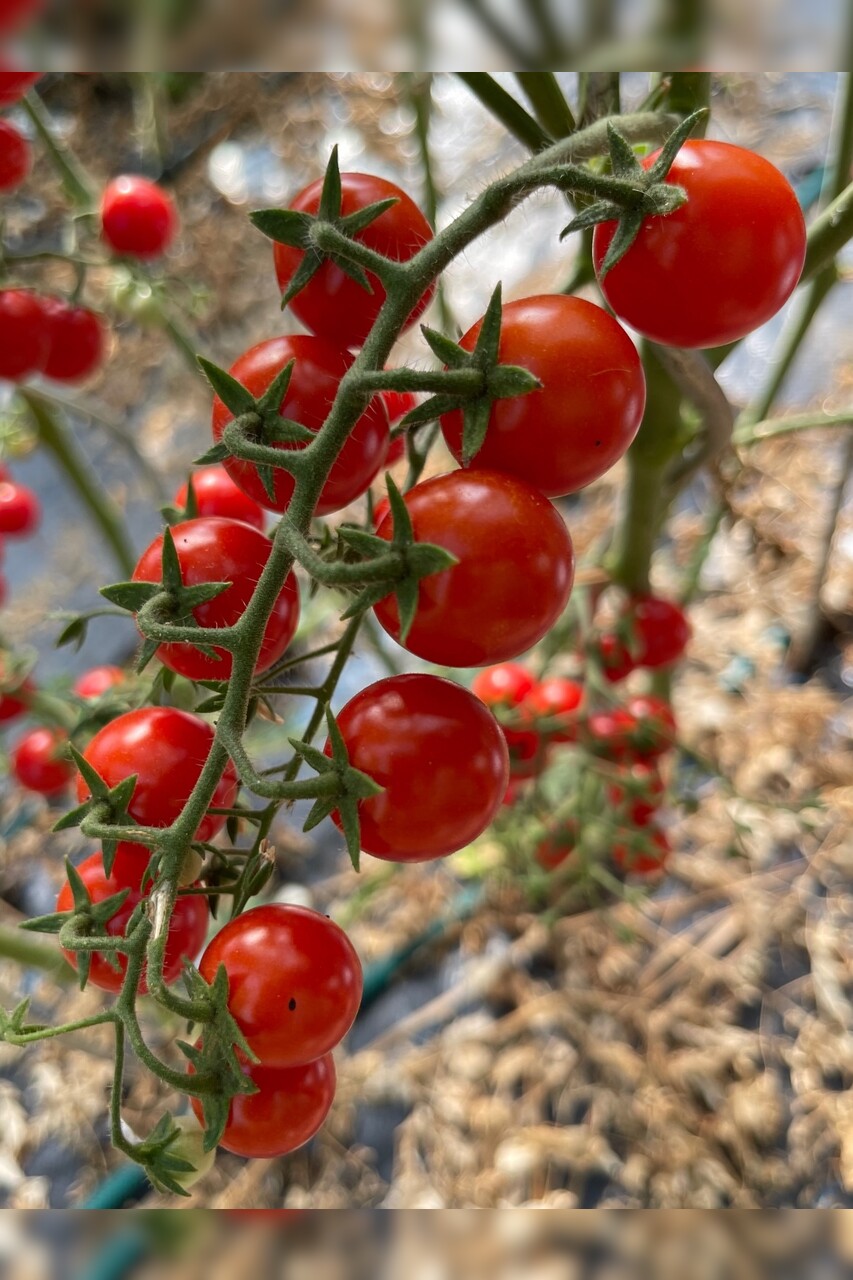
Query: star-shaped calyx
[
  {"left": 560, "top": 109, "right": 707, "bottom": 274},
  {"left": 52, "top": 746, "right": 143, "bottom": 877},
  {"left": 249, "top": 145, "right": 398, "bottom": 307},
  {"left": 397, "top": 283, "right": 542, "bottom": 465},
  {"left": 100, "top": 526, "right": 232, "bottom": 675},
  {"left": 21, "top": 856, "right": 131, "bottom": 989}
]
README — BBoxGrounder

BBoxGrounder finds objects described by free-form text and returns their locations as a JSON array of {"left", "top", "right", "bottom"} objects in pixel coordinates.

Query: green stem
[
  {"left": 0, "top": 924, "right": 74, "bottom": 976},
  {"left": 19, "top": 390, "right": 136, "bottom": 576},
  {"left": 735, "top": 407, "right": 853, "bottom": 445},
  {"left": 802, "top": 177, "right": 853, "bottom": 280},
  {"left": 456, "top": 73, "right": 551, "bottom": 150},
  {"left": 22, "top": 90, "right": 96, "bottom": 209},
  {"left": 515, "top": 74, "right": 576, "bottom": 137}
]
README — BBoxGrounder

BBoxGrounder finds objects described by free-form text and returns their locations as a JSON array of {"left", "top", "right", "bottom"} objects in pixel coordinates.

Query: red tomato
[
  {"left": 0, "top": 71, "right": 40, "bottom": 106},
  {"left": 593, "top": 141, "right": 806, "bottom": 349},
  {"left": 76, "top": 707, "right": 238, "bottom": 842},
  {"left": 606, "top": 761, "right": 665, "bottom": 826},
  {"left": 371, "top": 494, "right": 391, "bottom": 528},
  {"left": 441, "top": 296, "right": 645, "bottom": 495},
  {"left": 471, "top": 663, "right": 535, "bottom": 709},
  {"left": 582, "top": 708, "right": 638, "bottom": 762},
  {"left": 373, "top": 470, "right": 575, "bottom": 666},
  {"left": 174, "top": 466, "right": 265, "bottom": 532},
  {"left": 273, "top": 172, "right": 434, "bottom": 349},
  {"left": 101, "top": 175, "right": 177, "bottom": 259},
  {"left": 40, "top": 299, "right": 105, "bottom": 383},
  {"left": 197, "top": 903, "right": 362, "bottom": 1067},
  {"left": 0, "top": 120, "right": 31, "bottom": 192},
  {"left": 384, "top": 437, "right": 406, "bottom": 466},
  {"left": 56, "top": 852, "right": 209, "bottom": 993},
  {"left": 110, "top": 841, "right": 153, "bottom": 889},
  {"left": 132, "top": 517, "right": 300, "bottom": 681},
  {"left": 327, "top": 673, "right": 509, "bottom": 862},
  {"left": 0, "top": 675, "right": 32, "bottom": 724},
  {"left": 0, "top": 571, "right": 7, "bottom": 607},
  {"left": 523, "top": 676, "right": 583, "bottom": 742},
  {"left": 211, "top": 335, "right": 389, "bottom": 516},
  {"left": 620, "top": 595, "right": 691, "bottom": 669},
  {"left": 0, "top": 482, "right": 40, "bottom": 536},
  {"left": 612, "top": 827, "right": 671, "bottom": 876},
  {"left": 12, "top": 727, "right": 72, "bottom": 795},
  {"left": 595, "top": 632, "right": 636, "bottom": 684},
  {"left": 624, "top": 694, "right": 676, "bottom": 759},
  {"left": 73, "top": 665, "right": 125, "bottom": 700},
  {"left": 191, "top": 1049, "right": 335, "bottom": 1159},
  {"left": 381, "top": 386, "right": 418, "bottom": 425},
  {"left": 0, "top": 290, "right": 49, "bottom": 381},
  {"left": 501, "top": 778, "right": 529, "bottom": 808},
  {"left": 535, "top": 818, "right": 578, "bottom": 871},
  {"left": 503, "top": 722, "right": 546, "bottom": 780}
]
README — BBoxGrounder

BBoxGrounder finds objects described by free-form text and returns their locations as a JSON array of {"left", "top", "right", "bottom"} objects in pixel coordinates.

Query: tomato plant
[{"left": 0, "top": 290, "right": 49, "bottom": 380}]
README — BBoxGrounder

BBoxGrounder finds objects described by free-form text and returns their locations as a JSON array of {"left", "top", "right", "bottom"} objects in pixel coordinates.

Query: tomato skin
[
  {"left": 612, "top": 827, "right": 671, "bottom": 877},
  {"left": 327, "top": 673, "right": 509, "bottom": 862},
  {"left": 273, "top": 172, "right": 434, "bottom": 349},
  {"left": 198, "top": 904, "right": 362, "bottom": 1067},
  {"left": 191, "top": 1049, "right": 335, "bottom": 1159},
  {"left": 0, "top": 290, "right": 49, "bottom": 381},
  {"left": 0, "top": 482, "right": 40, "bottom": 535},
  {"left": 381, "top": 387, "right": 417, "bottom": 426},
  {"left": 523, "top": 676, "right": 583, "bottom": 743},
  {"left": 624, "top": 694, "right": 676, "bottom": 760},
  {"left": 0, "top": 119, "right": 30, "bottom": 192},
  {"left": 471, "top": 663, "right": 535, "bottom": 709},
  {"left": 132, "top": 517, "right": 300, "bottom": 681},
  {"left": 373, "top": 470, "right": 575, "bottom": 667},
  {"left": 211, "top": 335, "right": 389, "bottom": 516},
  {"left": 174, "top": 466, "right": 265, "bottom": 531},
  {"left": 593, "top": 141, "right": 806, "bottom": 349},
  {"left": 0, "top": 676, "right": 32, "bottom": 724},
  {"left": 0, "top": 0, "right": 42, "bottom": 36},
  {"left": 73, "top": 665, "right": 125, "bottom": 699},
  {"left": 441, "top": 296, "right": 645, "bottom": 495},
  {"left": 76, "top": 707, "right": 239, "bottom": 842},
  {"left": 101, "top": 175, "right": 177, "bottom": 259},
  {"left": 606, "top": 761, "right": 664, "bottom": 826},
  {"left": 503, "top": 722, "right": 546, "bottom": 780},
  {"left": 627, "top": 595, "right": 691, "bottom": 669},
  {"left": 40, "top": 299, "right": 105, "bottom": 383},
  {"left": 0, "top": 71, "right": 40, "bottom": 105},
  {"left": 596, "top": 633, "right": 636, "bottom": 684},
  {"left": 582, "top": 708, "right": 638, "bottom": 762},
  {"left": 12, "top": 726, "right": 72, "bottom": 795},
  {"left": 56, "top": 852, "right": 209, "bottom": 993}
]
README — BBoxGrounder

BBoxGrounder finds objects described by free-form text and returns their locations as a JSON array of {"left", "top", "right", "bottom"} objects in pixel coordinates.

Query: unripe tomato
[
  {"left": 76, "top": 707, "right": 239, "bottom": 842},
  {"left": 0, "top": 119, "right": 31, "bottom": 192},
  {"left": 327, "top": 673, "right": 509, "bottom": 862},
  {"left": 191, "top": 1049, "right": 336, "bottom": 1159},
  {"left": 174, "top": 466, "right": 265, "bottom": 531},
  {"left": 11, "top": 726, "right": 72, "bottom": 795},
  {"left": 0, "top": 482, "right": 40, "bottom": 535},
  {"left": 273, "top": 172, "right": 434, "bottom": 349},
  {"left": 73, "top": 665, "right": 125, "bottom": 700},
  {"left": 56, "top": 852, "right": 209, "bottom": 993},
  {"left": 132, "top": 517, "right": 300, "bottom": 681},
  {"left": 211, "top": 334, "right": 389, "bottom": 516},
  {"left": 0, "top": 290, "right": 49, "bottom": 381},
  {"left": 197, "top": 904, "right": 362, "bottom": 1067},
  {"left": 441, "top": 295, "right": 645, "bottom": 495},
  {"left": 101, "top": 175, "right": 177, "bottom": 259},
  {"left": 593, "top": 140, "right": 806, "bottom": 348},
  {"left": 373, "top": 470, "right": 575, "bottom": 667},
  {"left": 40, "top": 298, "right": 106, "bottom": 383}
]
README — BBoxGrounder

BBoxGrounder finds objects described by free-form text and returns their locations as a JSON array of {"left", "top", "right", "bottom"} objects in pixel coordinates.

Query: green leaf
[
  {"left": 256, "top": 359, "right": 295, "bottom": 417},
  {"left": 393, "top": 395, "right": 458, "bottom": 428},
  {"left": 394, "top": 576, "right": 420, "bottom": 645},
  {"left": 318, "top": 145, "right": 343, "bottom": 220},
  {"left": 160, "top": 527, "right": 185, "bottom": 594},
  {"left": 193, "top": 441, "right": 230, "bottom": 467},
  {"left": 599, "top": 210, "right": 645, "bottom": 275},
  {"left": 385, "top": 474, "right": 413, "bottom": 546},
  {"left": 461, "top": 397, "right": 493, "bottom": 466},
  {"left": 68, "top": 745, "right": 111, "bottom": 799},
  {"left": 288, "top": 737, "right": 333, "bottom": 775},
  {"left": 607, "top": 122, "right": 644, "bottom": 179},
  {"left": 197, "top": 357, "right": 256, "bottom": 417},
  {"left": 267, "top": 418, "right": 315, "bottom": 445},
  {"left": 57, "top": 616, "right": 88, "bottom": 651},
  {"left": 559, "top": 199, "right": 623, "bottom": 239},
  {"left": 472, "top": 283, "right": 503, "bottom": 368},
  {"left": 248, "top": 207, "right": 313, "bottom": 248},
  {"left": 647, "top": 108, "right": 708, "bottom": 183},
  {"left": 420, "top": 324, "right": 470, "bottom": 369},
  {"left": 331, "top": 253, "right": 373, "bottom": 294},
  {"left": 336, "top": 796, "right": 362, "bottom": 872},
  {"left": 100, "top": 581, "right": 162, "bottom": 612},
  {"left": 337, "top": 526, "right": 389, "bottom": 557},
  {"left": 254, "top": 462, "right": 278, "bottom": 504},
  {"left": 280, "top": 251, "right": 323, "bottom": 309},
  {"left": 339, "top": 196, "right": 398, "bottom": 236},
  {"left": 135, "top": 637, "right": 161, "bottom": 675},
  {"left": 303, "top": 796, "right": 337, "bottom": 832},
  {"left": 183, "top": 477, "right": 199, "bottom": 519}
]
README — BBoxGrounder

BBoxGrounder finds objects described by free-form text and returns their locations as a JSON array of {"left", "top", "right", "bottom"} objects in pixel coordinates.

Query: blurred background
[{"left": 0, "top": 72, "right": 852, "bottom": 1216}]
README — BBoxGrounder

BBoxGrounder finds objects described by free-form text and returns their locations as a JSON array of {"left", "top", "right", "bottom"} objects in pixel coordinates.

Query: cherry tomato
[
  {"left": 625, "top": 595, "right": 691, "bottom": 669},
  {"left": 535, "top": 818, "right": 578, "bottom": 871},
  {"left": 523, "top": 676, "right": 583, "bottom": 742},
  {"left": 11, "top": 726, "right": 72, "bottom": 795},
  {"left": 503, "top": 722, "right": 546, "bottom": 780},
  {"left": 382, "top": 387, "right": 417, "bottom": 424},
  {"left": 40, "top": 298, "right": 105, "bottom": 383},
  {"left": 73, "top": 665, "right": 125, "bottom": 700},
  {"left": 471, "top": 663, "right": 535, "bottom": 709},
  {"left": 441, "top": 296, "right": 645, "bottom": 495},
  {"left": 582, "top": 708, "right": 639, "bottom": 762},
  {"left": 593, "top": 141, "right": 806, "bottom": 349},
  {"left": 191, "top": 1048, "right": 335, "bottom": 1159},
  {"left": 0, "top": 119, "right": 30, "bottom": 192},
  {"left": 273, "top": 172, "right": 434, "bottom": 349},
  {"left": 0, "top": 290, "right": 49, "bottom": 381},
  {"left": 110, "top": 841, "right": 153, "bottom": 890},
  {"left": 132, "top": 517, "right": 300, "bottom": 681},
  {"left": 174, "top": 466, "right": 265, "bottom": 532},
  {"left": 211, "top": 335, "right": 389, "bottom": 516},
  {"left": 595, "top": 632, "right": 636, "bottom": 684},
  {"left": 76, "top": 707, "right": 239, "bottom": 842},
  {"left": 56, "top": 852, "right": 209, "bottom": 993},
  {"left": 0, "top": 482, "right": 40, "bottom": 535},
  {"left": 606, "top": 761, "right": 665, "bottom": 826},
  {"left": 373, "top": 470, "right": 575, "bottom": 666},
  {"left": 384, "top": 437, "right": 406, "bottom": 466},
  {"left": 101, "top": 175, "right": 177, "bottom": 259},
  {"left": 198, "top": 903, "right": 362, "bottom": 1067},
  {"left": 0, "top": 675, "right": 32, "bottom": 724},
  {"left": 624, "top": 694, "right": 676, "bottom": 760},
  {"left": 0, "top": 0, "right": 42, "bottom": 37},
  {"left": 612, "top": 827, "right": 671, "bottom": 877},
  {"left": 0, "top": 71, "right": 40, "bottom": 106},
  {"left": 327, "top": 673, "right": 509, "bottom": 862}
]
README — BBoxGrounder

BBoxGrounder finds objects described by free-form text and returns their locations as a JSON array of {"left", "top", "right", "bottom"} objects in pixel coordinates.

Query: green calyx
[
  {"left": 249, "top": 145, "right": 399, "bottom": 307},
  {"left": 560, "top": 109, "right": 708, "bottom": 274},
  {"left": 400, "top": 283, "right": 541, "bottom": 465},
  {"left": 21, "top": 857, "right": 130, "bottom": 989}
]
